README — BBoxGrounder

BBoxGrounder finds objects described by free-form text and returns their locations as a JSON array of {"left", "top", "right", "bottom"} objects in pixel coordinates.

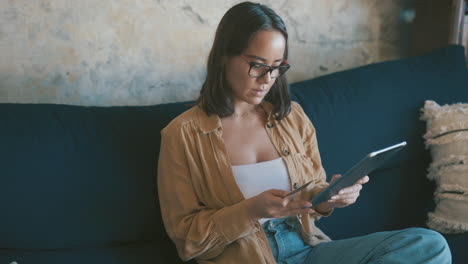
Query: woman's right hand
[{"left": 245, "top": 189, "right": 315, "bottom": 220}]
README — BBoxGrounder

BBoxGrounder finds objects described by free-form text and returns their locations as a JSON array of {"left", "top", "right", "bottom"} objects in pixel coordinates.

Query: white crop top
[{"left": 231, "top": 157, "right": 291, "bottom": 225}]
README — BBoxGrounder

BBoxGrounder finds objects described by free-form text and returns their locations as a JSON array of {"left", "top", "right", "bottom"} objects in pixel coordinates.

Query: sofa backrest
[
  {"left": 0, "top": 101, "right": 192, "bottom": 258},
  {"left": 289, "top": 45, "right": 468, "bottom": 239}
]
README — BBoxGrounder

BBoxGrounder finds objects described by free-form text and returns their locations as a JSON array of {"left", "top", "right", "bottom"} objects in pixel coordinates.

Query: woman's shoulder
[
  {"left": 263, "top": 100, "right": 304, "bottom": 120},
  {"left": 280, "top": 101, "right": 316, "bottom": 133},
  {"left": 286, "top": 101, "right": 309, "bottom": 121},
  {"left": 161, "top": 104, "right": 218, "bottom": 136},
  {"left": 161, "top": 105, "right": 201, "bottom": 135},
  {"left": 290, "top": 101, "right": 302, "bottom": 113}
]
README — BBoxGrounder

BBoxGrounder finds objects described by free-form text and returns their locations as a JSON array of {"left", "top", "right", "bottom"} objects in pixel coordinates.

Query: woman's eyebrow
[{"left": 245, "top": 54, "right": 283, "bottom": 63}]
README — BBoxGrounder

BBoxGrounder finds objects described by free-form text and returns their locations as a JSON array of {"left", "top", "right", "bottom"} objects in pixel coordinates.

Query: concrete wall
[{"left": 0, "top": 0, "right": 410, "bottom": 106}]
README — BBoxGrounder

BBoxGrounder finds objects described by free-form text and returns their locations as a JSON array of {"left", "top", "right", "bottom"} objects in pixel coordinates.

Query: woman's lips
[{"left": 252, "top": 89, "right": 267, "bottom": 96}]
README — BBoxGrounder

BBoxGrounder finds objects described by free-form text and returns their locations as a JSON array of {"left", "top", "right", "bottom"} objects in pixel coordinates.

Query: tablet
[{"left": 311, "top": 141, "right": 407, "bottom": 207}]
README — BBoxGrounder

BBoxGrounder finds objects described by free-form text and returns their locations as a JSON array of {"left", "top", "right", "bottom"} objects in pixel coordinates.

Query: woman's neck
[{"left": 231, "top": 102, "right": 262, "bottom": 119}]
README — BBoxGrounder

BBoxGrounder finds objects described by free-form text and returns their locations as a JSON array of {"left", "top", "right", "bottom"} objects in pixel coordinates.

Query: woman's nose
[{"left": 258, "top": 71, "right": 272, "bottom": 84}]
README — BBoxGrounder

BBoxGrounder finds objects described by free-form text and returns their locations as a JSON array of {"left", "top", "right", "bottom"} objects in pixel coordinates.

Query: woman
[{"left": 157, "top": 2, "right": 451, "bottom": 263}]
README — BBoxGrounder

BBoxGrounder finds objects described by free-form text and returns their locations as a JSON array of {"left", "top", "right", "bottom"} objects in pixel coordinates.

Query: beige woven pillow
[{"left": 420, "top": 100, "right": 468, "bottom": 234}]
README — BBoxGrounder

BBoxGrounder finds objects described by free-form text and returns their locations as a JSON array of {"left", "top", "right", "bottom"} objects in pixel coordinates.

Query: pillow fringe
[
  {"left": 421, "top": 100, "right": 468, "bottom": 121},
  {"left": 427, "top": 213, "right": 468, "bottom": 234},
  {"left": 427, "top": 157, "right": 468, "bottom": 181}
]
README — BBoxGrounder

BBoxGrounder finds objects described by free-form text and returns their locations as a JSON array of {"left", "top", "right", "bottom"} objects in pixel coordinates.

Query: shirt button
[
  {"left": 267, "top": 123, "right": 274, "bottom": 128},
  {"left": 282, "top": 149, "right": 290, "bottom": 156}
]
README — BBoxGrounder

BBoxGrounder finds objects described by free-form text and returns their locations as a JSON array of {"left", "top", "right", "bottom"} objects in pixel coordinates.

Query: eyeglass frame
[{"left": 240, "top": 54, "right": 291, "bottom": 79}]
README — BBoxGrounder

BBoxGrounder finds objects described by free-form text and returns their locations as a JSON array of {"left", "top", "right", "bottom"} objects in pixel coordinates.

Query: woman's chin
[
  {"left": 235, "top": 93, "right": 266, "bottom": 105},
  {"left": 246, "top": 96, "right": 264, "bottom": 105}
]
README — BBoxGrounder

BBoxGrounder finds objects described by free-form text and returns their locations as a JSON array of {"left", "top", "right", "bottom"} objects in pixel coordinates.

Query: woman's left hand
[{"left": 314, "top": 174, "right": 370, "bottom": 214}]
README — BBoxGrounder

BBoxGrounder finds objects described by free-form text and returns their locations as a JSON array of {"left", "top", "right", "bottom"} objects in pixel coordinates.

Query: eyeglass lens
[{"left": 249, "top": 64, "right": 289, "bottom": 78}]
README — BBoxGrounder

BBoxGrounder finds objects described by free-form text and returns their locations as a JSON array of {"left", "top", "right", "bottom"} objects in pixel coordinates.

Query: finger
[
  {"left": 339, "top": 198, "right": 357, "bottom": 205},
  {"left": 357, "top": 175, "right": 370, "bottom": 184},
  {"left": 328, "top": 198, "right": 356, "bottom": 207},
  {"left": 280, "top": 194, "right": 305, "bottom": 206},
  {"left": 331, "top": 192, "right": 360, "bottom": 201},
  {"left": 269, "top": 189, "right": 291, "bottom": 198},
  {"left": 329, "top": 191, "right": 360, "bottom": 202},
  {"left": 330, "top": 174, "right": 342, "bottom": 184},
  {"left": 338, "top": 184, "right": 362, "bottom": 195}
]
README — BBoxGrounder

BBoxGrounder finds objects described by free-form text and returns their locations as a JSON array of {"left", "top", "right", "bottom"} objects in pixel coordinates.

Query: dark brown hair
[{"left": 196, "top": 1, "right": 291, "bottom": 120}]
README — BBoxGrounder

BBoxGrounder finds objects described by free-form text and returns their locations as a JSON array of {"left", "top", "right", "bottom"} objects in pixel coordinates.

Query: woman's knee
[
  {"left": 399, "top": 228, "right": 450, "bottom": 251},
  {"left": 401, "top": 227, "right": 445, "bottom": 239}
]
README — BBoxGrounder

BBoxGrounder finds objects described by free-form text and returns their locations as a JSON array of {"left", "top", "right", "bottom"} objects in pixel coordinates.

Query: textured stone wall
[{"left": 0, "top": 0, "right": 408, "bottom": 106}]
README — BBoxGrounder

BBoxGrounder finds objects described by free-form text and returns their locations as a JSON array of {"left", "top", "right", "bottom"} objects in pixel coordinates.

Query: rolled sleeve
[{"left": 212, "top": 200, "right": 260, "bottom": 244}]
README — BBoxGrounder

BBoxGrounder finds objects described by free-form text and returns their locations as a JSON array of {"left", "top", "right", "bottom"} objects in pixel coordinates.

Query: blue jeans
[{"left": 262, "top": 217, "right": 451, "bottom": 264}]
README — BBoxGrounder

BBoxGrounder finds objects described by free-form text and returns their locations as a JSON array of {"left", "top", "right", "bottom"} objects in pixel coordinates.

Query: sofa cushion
[
  {"left": 420, "top": 100, "right": 468, "bottom": 234},
  {"left": 290, "top": 45, "right": 468, "bottom": 239},
  {"left": 445, "top": 233, "right": 468, "bottom": 264},
  {"left": 0, "top": 242, "right": 189, "bottom": 264},
  {"left": 0, "top": 102, "right": 192, "bottom": 250}
]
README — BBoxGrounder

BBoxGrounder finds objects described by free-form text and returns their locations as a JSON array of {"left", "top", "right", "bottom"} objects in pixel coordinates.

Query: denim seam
[{"left": 276, "top": 227, "right": 285, "bottom": 261}]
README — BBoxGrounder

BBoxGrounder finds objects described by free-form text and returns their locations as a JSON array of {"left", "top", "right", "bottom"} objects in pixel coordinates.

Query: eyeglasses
[{"left": 240, "top": 54, "right": 291, "bottom": 79}]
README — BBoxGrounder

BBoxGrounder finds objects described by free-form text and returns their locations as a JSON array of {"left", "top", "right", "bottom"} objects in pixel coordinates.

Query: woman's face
[{"left": 225, "top": 30, "right": 286, "bottom": 106}]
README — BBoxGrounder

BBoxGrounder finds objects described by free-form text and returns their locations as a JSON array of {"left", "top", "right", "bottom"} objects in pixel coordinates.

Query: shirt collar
[{"left": 197, "top": 109, "right": 222, "bottom": 134}]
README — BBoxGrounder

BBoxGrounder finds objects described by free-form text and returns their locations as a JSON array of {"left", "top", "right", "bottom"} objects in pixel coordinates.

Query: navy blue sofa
[{"left": 1, "top": 45, "right": 467, "bottom": 264}]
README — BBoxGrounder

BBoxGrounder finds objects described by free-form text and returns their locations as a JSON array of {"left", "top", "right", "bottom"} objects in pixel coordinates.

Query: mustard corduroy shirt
[{"left": 158, "top": 101, "right": 332, "bottom": 264}]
